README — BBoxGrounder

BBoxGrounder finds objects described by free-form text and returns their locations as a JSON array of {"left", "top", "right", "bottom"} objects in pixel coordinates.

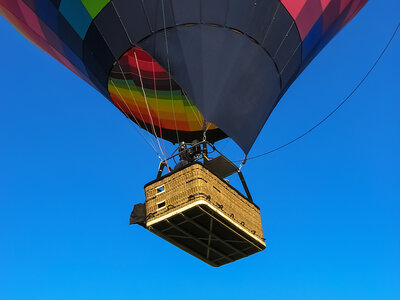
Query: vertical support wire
[
  {"left": 133, "top": 51, "right": 166, "bottom": 162},
  {"left": 109, "top": 2, "right": 164, "bottom": 160},
  {"left": 115, "top": 63, "right": 161, "bottom": 157},
  {"left": 161, "top": 0, "right": 180, "bottom": 145},
  {"left": 261, "top": 2, "right": 281, "bottom": 46},
  {"left": 181, "top": 91, "right": 207, "bottom": 132},
  {"left": 110, "top": 79, "right": 163, "bottom": 160},
  {"left": 151, "top": 60, "right": 171, "bottom": 171},
  {"left": 273, "top": 21, "right": 296, "bottom": 60}
]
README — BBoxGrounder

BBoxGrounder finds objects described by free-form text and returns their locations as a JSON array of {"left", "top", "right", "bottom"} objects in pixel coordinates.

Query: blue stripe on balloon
[
  {"left": 301, "top": 2, "right": 354, "bottom": 69},
  {"left": 59, "top": 0, "right": 92, "bottom": 39},
  {"left": 302, "top": 17, "right": 324, "bottom": 62}
]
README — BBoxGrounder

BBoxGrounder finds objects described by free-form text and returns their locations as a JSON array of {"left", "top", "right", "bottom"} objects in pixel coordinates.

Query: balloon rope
[
  {"left": 261, "top": 2, "right": 281, "bottom": 46},
  {"left": 152, "top": 59, "right": 170, "bottom": 171},
  {"left": 115, "top": 63, "right": 161, "bottom": 157},
  {"left": 237, "top": 23, "right": 400, "bottom": 163},
  {"left": 133, "top": 51, "right": 166, "bottom": 160},
  {"left": 273, "top": 21, "right": 296, "bottom": 60},
  {"left": 110, "top": 79, "right": 162, "bottom": 160},
  {"left": 151, "top": 60, "right": 164, "bottom": 141},
  {"left": 92, "top": 17, "right": 162, "bottom": 158},
  {"left": 181, "top": 91, "right": 206, "bottom": 133},
  {"left": 161, "top": 0, "right": 180, "bottom": 145}
]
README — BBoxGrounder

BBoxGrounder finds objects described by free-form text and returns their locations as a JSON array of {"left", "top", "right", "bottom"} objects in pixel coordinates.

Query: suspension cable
[
  {"left": 115, "top": 63, "right": 160, "bottom": 157},
  {"left": 161, "top": 0, "right": 180, "bottom": 145},
  {"left": 151, "top": 59, "right": 170, "bottom": 170},
  {"left": 237, "top": 23, "right": 400, "bottom": 163},
  {"left": 133, "top": 51, "right": 166, "bottom": 160},
  {"left": 110, "top": 79, "right": 162, "bottom": 160}
]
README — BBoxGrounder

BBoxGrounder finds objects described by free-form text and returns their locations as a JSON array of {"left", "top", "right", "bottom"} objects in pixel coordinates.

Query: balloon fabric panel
[
  {"left": 0, "top": 0, "right": 368, "bottom": 153},
  {"left": 59, "top": 0, "right": 92, "bottom": 39},
  {"left": 108, "top": 47, "right": 217, "bottom": 135},
  {"left": 80, "top": 0, "right": 110, "bottom": 18}
]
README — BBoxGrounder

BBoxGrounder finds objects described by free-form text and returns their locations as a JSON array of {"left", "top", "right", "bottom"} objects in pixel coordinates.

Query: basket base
[{"left": 146, "top": 200, "right": 266, "bottom": 267}]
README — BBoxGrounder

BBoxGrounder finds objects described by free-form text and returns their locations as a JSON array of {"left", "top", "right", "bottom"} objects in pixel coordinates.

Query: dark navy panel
[
  {"left": 112, "top": 0, "right": 152, "bottom": 43},
  {"left": 140, "top": 25, "right": 204, "bottom": 106},
  {"left": 23, "top": 0, "right": 58, "bottom": 30},
  {"left": 39, "top": 20, "right": 87, "bottom": 77},
  {"left": 86, "top": 68, "right": 109, "bottom": 97},
  {"left": 279, "top": 45, "right": 301, "bottom": 88},
  {"left": 24, "top": 0, "right": 84, "bottom": 60},
  {"left": 83, "top": 21, "right": 116, "bottom": 96},
  {"left": 60, "top": 43, "right": 88, "bottom": 77},
  {"left": 55, "top": 12, "right": 84, "bottom": 58},
  {"left": 262, "top": 4, "right": 295, "bottom": 68},
  {"left": 201, "top": 0, "right": 228, "bottom": 25},
  {"left": 246, "top": 0, "right": 282, "bottom": 43},
  {"left": 142, "top": 0, "right": 175, "bottom": 32},
  {"left": 93, "top": 2, "right": 131, "bottom": 59},
  {"left": 49, "top": 0, "right": 61, "bottom": 8},
  {"left": 25, "top": 0, "right": 82, "bottom": 57},
  {"left": 273, "top": 23, "right": 302, "bottom": 87},
  {"left": 140, "top": 25, "right": 281, "bottom": 153},
  {"left": 21, "top": 0, "right": 35, "bottom": 10},
  {"left": 171, "top": 0, "right": 201, "bottom": 25},
  {"left": 225, "top": 0, "right": 253, "bottom": 32}
]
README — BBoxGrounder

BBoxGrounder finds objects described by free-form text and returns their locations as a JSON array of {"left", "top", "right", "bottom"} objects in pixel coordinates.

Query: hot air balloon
[{"left": 0, "top": 0, "right": 368, "bottom": 266}]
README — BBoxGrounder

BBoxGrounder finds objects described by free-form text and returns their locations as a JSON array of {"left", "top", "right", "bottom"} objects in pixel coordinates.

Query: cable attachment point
[
  {"left": 239, "top": 155, "right": 248, "bottom": 170},
  {"left": 202, "top": 121, "right": 207, "bottom": 142}
]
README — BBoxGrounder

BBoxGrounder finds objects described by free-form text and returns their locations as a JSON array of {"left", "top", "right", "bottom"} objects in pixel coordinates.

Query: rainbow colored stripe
[
  {"left": 0, "top": 0, "right": 368, "bottom": 148},
  {"left": 109, "top": 47, "right": 215, "bottom": 133}
]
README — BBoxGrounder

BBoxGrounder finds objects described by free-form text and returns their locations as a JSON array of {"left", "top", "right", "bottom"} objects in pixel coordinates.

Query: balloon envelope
[{"left": 0, "top": 0, "right": 368, "bottom": 153}]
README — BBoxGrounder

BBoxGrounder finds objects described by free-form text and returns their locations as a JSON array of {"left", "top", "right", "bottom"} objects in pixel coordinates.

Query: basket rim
[
  {"left": 144, "top": 162, "right": 260, "bottom": 210},
  {"left": 146, "top": 199, "right": 266, "bottom": 246}
]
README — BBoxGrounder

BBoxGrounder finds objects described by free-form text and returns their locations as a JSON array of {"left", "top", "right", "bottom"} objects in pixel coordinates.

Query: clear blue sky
[{"left": 1, "top": 2, "right": 399, "bottom": 300}]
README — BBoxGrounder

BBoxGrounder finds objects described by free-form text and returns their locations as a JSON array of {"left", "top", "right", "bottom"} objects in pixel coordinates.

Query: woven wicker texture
[{"left": 145, "top": 164, "right": 264, "bottom": 240}]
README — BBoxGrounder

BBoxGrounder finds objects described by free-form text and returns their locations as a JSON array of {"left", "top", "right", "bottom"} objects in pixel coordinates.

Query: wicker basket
[{"left": 144, "top": 162, "right": 266, "bottom": 266}]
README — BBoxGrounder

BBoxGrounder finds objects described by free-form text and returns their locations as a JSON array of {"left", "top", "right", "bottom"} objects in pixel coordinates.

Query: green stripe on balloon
[{"left": 80, "top": 0, "right": 111, "bottom": 18}]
